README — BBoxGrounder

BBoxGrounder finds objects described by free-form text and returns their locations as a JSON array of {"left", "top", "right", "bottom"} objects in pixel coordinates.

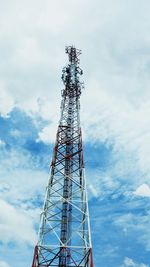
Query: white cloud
[
  {"left": 0, "top": 139, "right": 5, "bottom": 147},
  {"left": 134, "top": 184, "right": 150, "bottom": 197},
  {"left": 124, "top": 257, "right": 135, "bottom": 266},
  {"left": 38, "top": 121, "right": 58, "bottom": 144},
  {"left": 0, "top": 148, "right": 48, "bottom": 248},
  {"left": 0, "top": 0, "right": 150, "bottom": 184},
  {"left": 82, "top": 78, "right": 150, "bottom": 182},
  {"left": 0, "top": 82, "right": 15, "bottom": 117},
  {"left": 0, "top": 261, "right": 10, "bottom": 267},
  {"left": 87, "top": 168, "right": 120, "bottom": 199},
  {"left": 88, "top": 184, "right": 100, "bottom": 198},
  {"left": 0, "top": 149, "right": 48, "bottom": 204},
  {"left": 0, "top": 199, "right": 36, "bottom": 245},
  {"left": 121, "top": 257, "right": 149, "bottom": 267}
]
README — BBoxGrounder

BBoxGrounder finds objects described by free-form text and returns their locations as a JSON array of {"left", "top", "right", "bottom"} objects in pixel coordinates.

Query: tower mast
[{"left": 32, "top": 46, "right": 94, "bottom": 267}]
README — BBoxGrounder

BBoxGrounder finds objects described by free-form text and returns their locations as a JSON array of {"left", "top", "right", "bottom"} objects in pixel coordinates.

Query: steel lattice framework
[{"left": 32, "top": 46, "right": 94, "bottom": 267}]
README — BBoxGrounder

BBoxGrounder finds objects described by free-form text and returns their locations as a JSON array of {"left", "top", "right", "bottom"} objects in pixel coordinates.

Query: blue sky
[{"left": 0, "top": 0, "right": 150, "bottom": 266}]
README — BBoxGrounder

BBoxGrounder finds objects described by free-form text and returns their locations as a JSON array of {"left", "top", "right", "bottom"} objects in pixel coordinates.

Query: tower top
[
  {"left": 65, "top": 46, "right": 82, "bottom": 64},
  {"left": 62, "top": 46, "right": 83, "bottom": 98}
]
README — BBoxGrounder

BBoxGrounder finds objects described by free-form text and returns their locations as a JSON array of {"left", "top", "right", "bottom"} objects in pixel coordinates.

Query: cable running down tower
[{"left": 32, "top": 46, "right": 94, "bottom": 267}]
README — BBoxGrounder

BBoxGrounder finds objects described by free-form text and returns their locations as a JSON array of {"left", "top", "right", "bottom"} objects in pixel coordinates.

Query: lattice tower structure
[{"left": 32, "top": 46, "right": 94, "bottom": 267}]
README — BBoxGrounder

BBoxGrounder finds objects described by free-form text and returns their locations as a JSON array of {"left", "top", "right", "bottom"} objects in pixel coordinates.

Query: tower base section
[{"left": 32, "top": 245, "right": 94, "bottom": 267}]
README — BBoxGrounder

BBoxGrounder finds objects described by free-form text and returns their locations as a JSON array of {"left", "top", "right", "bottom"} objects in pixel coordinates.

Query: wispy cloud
[
  {"left": 121, "top": 257, "right": 149, "bottom": 267},
  {"left": 0, "top": 199, "right": 36, "bottom": 245}
]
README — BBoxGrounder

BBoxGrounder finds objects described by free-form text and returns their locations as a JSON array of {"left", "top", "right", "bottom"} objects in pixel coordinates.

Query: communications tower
[{"left": 32, "top": 46, "right": 94, "bottom": 267}]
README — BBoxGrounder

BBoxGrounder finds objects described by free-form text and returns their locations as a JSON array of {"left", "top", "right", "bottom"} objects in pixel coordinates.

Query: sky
[{"left": 0, "top": 0, "right": 150, "bottom": 266}]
